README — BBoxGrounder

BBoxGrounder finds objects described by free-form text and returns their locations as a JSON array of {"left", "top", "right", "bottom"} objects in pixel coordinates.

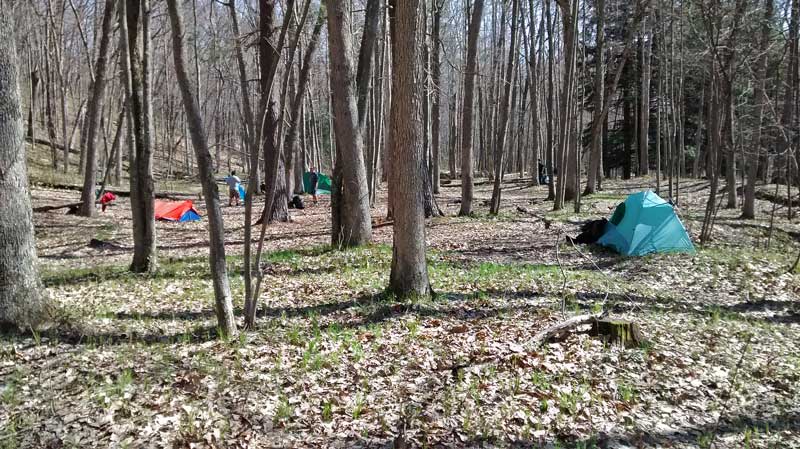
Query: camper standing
[
  {"left": 308, "top": 167, "right": 319, "bottom": 205},
  {"left": 225, "top": 171, "right": 241, "bottom": 206}
]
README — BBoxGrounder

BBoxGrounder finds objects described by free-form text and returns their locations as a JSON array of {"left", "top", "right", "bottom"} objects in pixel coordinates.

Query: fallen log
[
  {"left": 33, "top": 202, "right": 83, "bottom": 213},
  {"left": 531, "top": 314, "right": 643, "bottom": 348},
  {"left": 88, "top": 238, "right": 127, "bottom": 251},
  {"left": 530, "top": 313, "right": 602, "bottom": 347}
]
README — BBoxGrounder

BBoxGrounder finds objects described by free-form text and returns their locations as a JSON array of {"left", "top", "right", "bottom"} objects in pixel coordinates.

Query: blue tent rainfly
[{"left": 597, "top": 191, "right": 695, "bottom": 256}]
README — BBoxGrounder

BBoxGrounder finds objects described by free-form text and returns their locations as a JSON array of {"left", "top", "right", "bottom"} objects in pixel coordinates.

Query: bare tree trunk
[
  {"left": 743, "top": 0, "right": 773, "bottom": 219},
  {"left": 431, "top": 0, "right": 442, "bottom": 194},
  {"left": 123, "top": 0, "right": 157, "bottom": 273},
  {"left": 694, "top": 83, "right": 705, "bottom": 178},
  {"left": 639, "top": 14, "right": 651, "bottom": 177},
  {"left": 256, "top": 0, "right": 294, "bottom": 226},
  {"left": 555, "top": 0, "right": 579, "bottom": 210},
  {"left": 490, "top": 0, "right": 520, "bottom": 215},
  {"left": 79, "top": 0, "right": 116, "bottom": 217},
  {"left": 166, "top": 0, "right": 236, "bottom": 338},
  {"left": 448, "top": 93, "right": 458, "bottom": 178},
  {"left": 0, "top": 13, "right": 52, "bottom": 330},
  {"left": 458, "top": 0, "right": 485, "bottom": 216},
  {"left": 356, "top": 0, "right": 381, "bottom": 128},
  {"left": 27, "top": 63, "right": 38, "bottom": 144},
  {"left": 42, "top": 41, "right": 58, "bottom": 170},
  {"left": 388, "top": 0, "right": 431, "bottom": 298},
  {"left": 284, "top": 5, "right": 325, "bottom": 198},
  {"left": 328, "top": 0, "right": 372, "bottom": 246},
  {"left": 545, "top": 0, "right": 556, "bottom": 198},
  {"left": 98, "top": 108, "right": 125, "bottom": 197},
  {"left": 585, "top": 0, "right": 604, "bottom": 195}
]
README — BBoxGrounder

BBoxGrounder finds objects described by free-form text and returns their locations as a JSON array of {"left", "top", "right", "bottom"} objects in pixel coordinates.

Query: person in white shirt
[{"left": 225, "top": 171, "right": 242, "bottom": 206}]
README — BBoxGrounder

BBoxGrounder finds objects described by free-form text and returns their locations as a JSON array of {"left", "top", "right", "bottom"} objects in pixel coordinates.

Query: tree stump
[{"left": 591, "top": 319, "right": 643, "bottom": 348}]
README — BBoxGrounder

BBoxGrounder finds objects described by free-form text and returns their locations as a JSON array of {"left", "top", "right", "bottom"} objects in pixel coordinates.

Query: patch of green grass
[
  {"left": 531, "top": 370, "right": 551, "bottom": 390},
  {"left": 274, "top": 395, "right": 294, "bottom": 425},
  {"left": 322, "top": 400, "right": 334, "bottom": 422},
  {"left": 112, "top": 369, "right": 134, "bottom": 397},
  {"left": 1, "top": 377, "right": 20, "bottom": 407},
  {"left": 618, "top": 382, "right": 636, "bottom": 404},
  {"left": 267, "top": 249, "right": 301, "bottom": 264},
  {"left": 42, "top": 255, "right": 226, "bottom": 288},
  {"left": 351, "top": 394, "right": 365, "bottom": 419},
  {"left": 557, "top": 388, "right": 582, "bottom": 416}
]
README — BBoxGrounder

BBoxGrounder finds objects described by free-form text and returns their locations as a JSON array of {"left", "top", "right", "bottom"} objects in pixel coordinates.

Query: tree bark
[
  {"left": 585, "top": 0, "right": 605, "bottom": 195},
  {"left": 388, "top": 0, "right": 431, "bottom": 298},
  {"left": 743, "top": 0, "right": 773, "bottom": 219},
  {"left": 356, "top": 0, "right": 381, "bottom": 128},
  {"left": 458, "top": 0, "right": 485, "bottom": 216},
  {"left": 123, "top": 0, "right": 157, "bottom": 273},
  {"left": 258, "top": 0, "right": 293, "bottom": 225},
  {"left": 166, "top": 0, "right": 236, "bottom": 338},
  {"left": 327, "top": 0, "right": 372, "bottom": 247},
  {"left": 284, "top": 5, "right": 325, "bottom": 198},
  {"left": 79, "top": 0, "right": 116, "bottom": 217},
  {"left": 555, "top": 0, "right": 579, "bottom": 210},
  {"left": 489, "top": 0, "right": 520, "bottom": 215},
  {"left": 0, "top": 12, "right": 52, "bottom": 330},
  {"left": 431, "top": 0, "right": 442, "bottom": 195},
  {"left": 639, "top": 14, "right": 652, "bottom": 177}
]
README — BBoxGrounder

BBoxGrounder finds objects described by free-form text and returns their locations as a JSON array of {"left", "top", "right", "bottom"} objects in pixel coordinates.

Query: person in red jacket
[{"left": 99, "top": 191, "right": 117, "bottom": 212}]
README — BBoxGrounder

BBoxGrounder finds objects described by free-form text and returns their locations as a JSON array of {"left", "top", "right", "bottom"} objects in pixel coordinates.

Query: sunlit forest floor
[{"left": 2, "top": 162, "right": 799, "bottom": 447}]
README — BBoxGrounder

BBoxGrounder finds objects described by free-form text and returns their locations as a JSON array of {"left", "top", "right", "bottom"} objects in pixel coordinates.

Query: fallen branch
[
  {"left": 516, "top": 206, "right": 552, "bottom": 229},
  {"left": 530, "top": 312, "right": 605, "bottom": 348},
  {"left": 372, "top": 220, "right": 394, "bottom": 229}
]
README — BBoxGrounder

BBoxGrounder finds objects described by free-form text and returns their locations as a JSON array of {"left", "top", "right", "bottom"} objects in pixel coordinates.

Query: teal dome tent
[{"left": 597, "top": 191, "right": 695, "bottom": 256}]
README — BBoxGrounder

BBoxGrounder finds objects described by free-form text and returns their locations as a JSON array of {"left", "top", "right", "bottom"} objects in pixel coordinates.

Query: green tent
[
  {"left": 597, "top": 191, "right": 695, "bottom": 256},
  {"left": 302, "top": 172, "right": 332, "bottom": 195}
]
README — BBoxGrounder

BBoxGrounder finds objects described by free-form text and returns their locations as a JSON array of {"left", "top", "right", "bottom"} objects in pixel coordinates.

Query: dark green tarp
[{"left": 303, "top": 172, "right": 332, "bottom": 195}]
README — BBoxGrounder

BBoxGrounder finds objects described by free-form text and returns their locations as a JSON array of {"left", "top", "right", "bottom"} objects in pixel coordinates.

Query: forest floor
[{"left": 2, "top": 171, "right": 800, "bottom": 448}]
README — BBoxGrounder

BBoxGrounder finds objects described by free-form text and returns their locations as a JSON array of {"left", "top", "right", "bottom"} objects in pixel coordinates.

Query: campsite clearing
[{"left": 2, "top": 176, "right": 799, "bottom": 448}]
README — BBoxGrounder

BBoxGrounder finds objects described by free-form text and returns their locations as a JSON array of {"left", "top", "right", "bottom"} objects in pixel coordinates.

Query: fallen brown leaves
[{"left": 1, "top": 178, "right": 798, "bottom": 448}]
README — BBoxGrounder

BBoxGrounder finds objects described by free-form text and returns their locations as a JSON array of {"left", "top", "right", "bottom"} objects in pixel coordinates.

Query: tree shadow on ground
[
  {"left": 575, "top": 291, "right": 800, "bottom": 325},
  {"left": 256, "top": 289, "right": 552, "bottom": 332},
  {"left": 1, "top": 322, "right": 223, "bottom": 349},
  {"left": 611, "top": 408, "right": 800, "bottom": 447}
]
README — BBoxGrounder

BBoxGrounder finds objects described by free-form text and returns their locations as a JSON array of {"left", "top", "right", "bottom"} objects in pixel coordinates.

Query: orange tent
[{"left": 153, "top": 200, "right": 201, "bottom": 222}]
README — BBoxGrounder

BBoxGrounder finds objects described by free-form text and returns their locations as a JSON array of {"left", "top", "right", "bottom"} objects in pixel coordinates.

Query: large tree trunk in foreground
[
  {"left": 78, "top": 0, "right": 116, "bottom": 217},
  {"left": 166, "top": 0, "right": 236, "bottom": 338},
  {"left": 327, "top": 0, "right": 372, "bottom": 247},
  {"left": 388, "top": 0, "right": 431, "bottom": 298},
  {"left": 123, "top": 0, "right": 157, "bottom": 273},
  {"left": 0, "top": 12, "right": 52, "bottom": 330},
  {"left": 257, "top": 0, "right": 292, "bottom": 225},
  {"left": 458, "top": 0, "right": 485, "bottom": 216}
]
